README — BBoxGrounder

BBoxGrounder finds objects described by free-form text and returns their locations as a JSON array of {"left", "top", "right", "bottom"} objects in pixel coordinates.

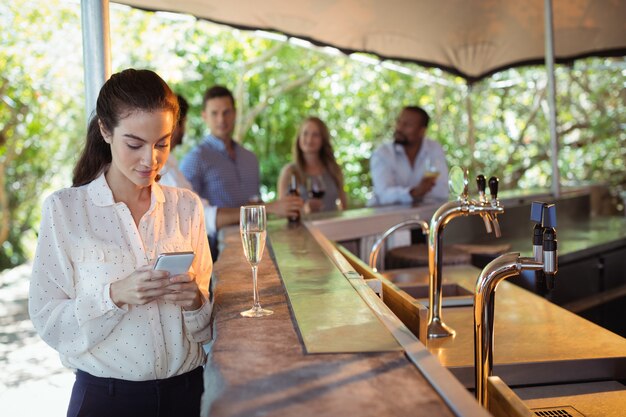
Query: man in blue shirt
[{"left": 180, "top": 86, "right": 303, "bottom": 257}]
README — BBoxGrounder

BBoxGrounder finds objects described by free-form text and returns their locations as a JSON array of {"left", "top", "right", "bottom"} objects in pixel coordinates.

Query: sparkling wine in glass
[{"left": 240, "top": 205, "right": 273, "bottom": 317}]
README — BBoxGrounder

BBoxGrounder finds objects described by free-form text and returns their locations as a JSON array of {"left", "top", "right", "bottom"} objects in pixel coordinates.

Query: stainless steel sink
[
  {"left": 380, "top": 267, "right": 475, "bottom": 310},
  {"left": 397, "top": 282, "right": 474, "bottom": 308}
]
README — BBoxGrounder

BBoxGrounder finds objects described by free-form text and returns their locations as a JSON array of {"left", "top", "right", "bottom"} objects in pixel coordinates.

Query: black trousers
[{"left": 67, "top": 367, "right": 204, "bottom": 417}]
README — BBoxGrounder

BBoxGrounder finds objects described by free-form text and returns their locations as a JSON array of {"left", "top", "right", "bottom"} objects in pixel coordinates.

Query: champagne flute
[{"left": 240, "top": 205, "right": 273, "bottom": 317}]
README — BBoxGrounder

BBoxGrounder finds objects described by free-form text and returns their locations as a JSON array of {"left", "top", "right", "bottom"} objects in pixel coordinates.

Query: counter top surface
[
  {"left": 383, "top": 265, "right": 626, "bottom": 387},
  {"left": 202, "top": 226, "right": 457, "bottom": 417},
  {"left": 489, "top": 216, "right": 626, "bottom": 262}
]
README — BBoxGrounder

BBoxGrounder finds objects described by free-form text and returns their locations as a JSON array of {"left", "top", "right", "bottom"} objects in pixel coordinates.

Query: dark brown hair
[
  {"left": 177, "top": 94, "right": 189, "bottom": 121},
  {"left": 72, "top": 69, "right": 179, "bottom": 187},
  {"left": 202, "top": 85, "right": 235, "bottom": 109},
  {"left": 292, "top": 117, "right": 344, "bottom": 192}
]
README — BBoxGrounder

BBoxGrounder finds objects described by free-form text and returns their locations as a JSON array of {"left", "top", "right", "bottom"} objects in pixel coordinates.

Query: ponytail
[{"left": 72, "top": 117, "right": 112, "bottom": 187}]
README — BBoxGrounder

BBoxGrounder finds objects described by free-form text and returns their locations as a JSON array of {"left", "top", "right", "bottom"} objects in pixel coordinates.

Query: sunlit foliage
[{"left": 1, "top": 0, "right": 624, "bottom": 269}]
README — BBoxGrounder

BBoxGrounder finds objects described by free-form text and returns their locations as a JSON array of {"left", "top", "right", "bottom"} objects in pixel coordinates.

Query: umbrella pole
[
  {"left": 544, "top": 0, "right": 561, "bottom": 197},
  {"left": 80, "top": 0, "right": 111, "bottom": 122}
]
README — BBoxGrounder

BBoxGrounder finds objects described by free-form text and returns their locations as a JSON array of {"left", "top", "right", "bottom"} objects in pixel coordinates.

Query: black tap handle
[
  {"left": 533, "top": 224, "right": 544, "bottom": 246},
  {"left": 476, "top": 175, "right": 486, "bottom": 193},
  {"left": 543, "top": 227, "right": 557, "bottom": 253},
  {"left": 488, "top": 176, "right": 499, "bottom": 199},
  {"left": 542, "top": 204, "right": 558, "bottom": 289}
]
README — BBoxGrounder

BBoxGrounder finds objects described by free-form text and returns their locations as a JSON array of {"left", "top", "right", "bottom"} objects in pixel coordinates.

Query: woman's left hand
[
  {"left": 162, "top": 272, "right": 204, "bottom": 311},
  {"left": 306, "top": 198, "right": 324, "bottom": 213}
]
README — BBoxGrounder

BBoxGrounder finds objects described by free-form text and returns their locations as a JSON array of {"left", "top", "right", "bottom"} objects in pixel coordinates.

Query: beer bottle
[{"left": 287, "top": 173, "right": 300, "bottom": 224}]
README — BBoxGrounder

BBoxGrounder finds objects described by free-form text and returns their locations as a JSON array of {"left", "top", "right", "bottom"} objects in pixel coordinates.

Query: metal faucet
[
  {"left": 474, "top": 202, "right": 558, "bottom": 408},
  {"left": 427, "top": 171, "right": 504, "bottom": 339},
  {"left": 369, "top": 218, "right": 430, "bottom": 272}
]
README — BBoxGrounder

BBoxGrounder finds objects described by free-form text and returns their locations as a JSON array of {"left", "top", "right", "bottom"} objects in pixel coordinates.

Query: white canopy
[{"left": 117, "top": 0, "right": 626, "bottom": 82}]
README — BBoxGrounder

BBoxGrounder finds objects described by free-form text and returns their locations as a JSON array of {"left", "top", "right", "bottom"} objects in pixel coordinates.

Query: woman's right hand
[{"left": 109, "top": 265, "right": 172, "bottom": 307}]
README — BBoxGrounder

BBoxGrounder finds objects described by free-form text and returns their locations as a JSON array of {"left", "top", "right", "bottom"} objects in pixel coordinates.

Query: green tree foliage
[
  {"left": 1, "top": 1, "right": 624, "bottom": 270},
  {"left": 0, "top": 1, "right": 84, "bottom": 268}
]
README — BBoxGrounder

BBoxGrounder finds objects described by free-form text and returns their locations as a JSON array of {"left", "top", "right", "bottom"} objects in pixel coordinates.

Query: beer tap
[
  {"left": 473, "top": 204, "right": 558, "bottom": 408},
  {"left": 476, "top": 175, "right": 502, "bottom": 237},
  {"left": 426, "top": 168, "right": 505, "bottom": 339}
]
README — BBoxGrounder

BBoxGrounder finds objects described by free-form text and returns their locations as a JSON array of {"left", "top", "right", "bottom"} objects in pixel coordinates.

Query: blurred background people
[
  {"left": 160, "top": 94, "right": 219, "bottom": 258},
  {"left": 277, "top": 117, "right": 347, "bottom": 213},
  {"left": 369, "top": 106, "right": 449, "bottom": 206},
  {"left": 180, "top": 86, "right": 303, "bottom": 258}
]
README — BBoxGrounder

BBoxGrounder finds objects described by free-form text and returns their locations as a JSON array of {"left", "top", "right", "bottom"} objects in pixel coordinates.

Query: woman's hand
[
  {"left": 266, "top": 195, "right": 304, "bottom": 218},
  {"left": 162, "top": 272, "right": 204, "bottom": 311},
  {"left": 109, "top": 265, "right": 172, "bottom": 307},
  {"left": 306, "top": 198, "right": 324, "bottom": 213}
]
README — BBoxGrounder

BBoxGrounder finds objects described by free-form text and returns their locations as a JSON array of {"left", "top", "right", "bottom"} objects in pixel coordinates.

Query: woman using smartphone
[{"left": 29, "top": 69, "right": 213, "bottom": 417}]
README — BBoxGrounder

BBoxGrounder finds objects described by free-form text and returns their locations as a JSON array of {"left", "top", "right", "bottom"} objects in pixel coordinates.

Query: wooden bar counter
[{"left": 201, "top": 223, "right": 488, "bottom": 417}]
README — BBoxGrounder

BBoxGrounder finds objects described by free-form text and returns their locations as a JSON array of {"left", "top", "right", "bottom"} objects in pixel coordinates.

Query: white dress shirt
[
  {"left": 29, "top": 172, "right": 213, "bottom": 381},
  {"left": 369, "top": 137, "right": 449, "bottom": 205},
  {"left": 160, "top": 154, "right": 218, "bottom": 236}
]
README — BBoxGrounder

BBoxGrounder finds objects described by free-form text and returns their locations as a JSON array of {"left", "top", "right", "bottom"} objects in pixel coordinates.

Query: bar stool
[
  {"left": 385, "top": 243, "right": 471, "bottom": 270},
  {"left": 370, "top": 218, "right": 471, "bottom": 272}
]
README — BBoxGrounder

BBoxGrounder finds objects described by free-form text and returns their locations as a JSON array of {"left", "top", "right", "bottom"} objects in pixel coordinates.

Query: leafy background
[{"left": 1, "top": 0, "right": 625, "bottom": 270}]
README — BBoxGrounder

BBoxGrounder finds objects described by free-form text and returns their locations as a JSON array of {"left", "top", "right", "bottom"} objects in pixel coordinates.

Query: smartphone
[{"left": 153, "top": 251, "right": 195, "bottom": 275}]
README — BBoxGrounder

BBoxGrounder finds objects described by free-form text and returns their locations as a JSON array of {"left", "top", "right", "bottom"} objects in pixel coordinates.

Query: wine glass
[
  {"left": 309, "top": 174, "right": 326, "bottom": 203},
  {"left": 239, "top": 205, "right": 273, "bottom": 317},
  {"left": 423, "top": 157, "right": 440, "bottom": 180}
]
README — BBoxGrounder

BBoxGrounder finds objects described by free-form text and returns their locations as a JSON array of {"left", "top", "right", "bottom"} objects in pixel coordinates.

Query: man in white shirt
[{"left": 370, "top": 106, "right": 449, "bottom": 206}]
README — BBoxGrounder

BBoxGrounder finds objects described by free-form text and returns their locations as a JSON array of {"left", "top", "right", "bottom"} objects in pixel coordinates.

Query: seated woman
[
  {"left": 29, "top": 69, "right": 212, "bottom": 417},
  {"left": 277, "top": 117, "right": 347, "bottom": 213}
]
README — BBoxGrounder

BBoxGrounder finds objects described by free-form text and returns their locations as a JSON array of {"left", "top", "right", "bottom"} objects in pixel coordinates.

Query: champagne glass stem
[{"left": 251, "top": 264, "right": 261, "bottom": 309}]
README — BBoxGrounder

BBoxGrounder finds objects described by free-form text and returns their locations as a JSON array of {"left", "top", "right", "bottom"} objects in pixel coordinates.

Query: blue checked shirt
[{"left": 180, "top": 135, "right": 260, "bottom": 208}]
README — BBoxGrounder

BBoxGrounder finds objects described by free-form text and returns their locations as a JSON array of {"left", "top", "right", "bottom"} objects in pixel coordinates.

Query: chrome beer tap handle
[
  {"left": 487, "top": 212, "right": 501, "bottom": 238},
  {"left": 476, "top": 174, "right": 493, "bottom": 233},
  {"left": 487, "top": 176, "right": 502, "bottom": 237}
]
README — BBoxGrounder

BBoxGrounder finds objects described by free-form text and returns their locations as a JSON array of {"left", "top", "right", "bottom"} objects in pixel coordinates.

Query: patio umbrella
[
  {"left": 116, "top": 0, "right": 626, "bottom": 83},
  {"left": 80, "top": 0, "right": 626, "bottom": 196}
]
